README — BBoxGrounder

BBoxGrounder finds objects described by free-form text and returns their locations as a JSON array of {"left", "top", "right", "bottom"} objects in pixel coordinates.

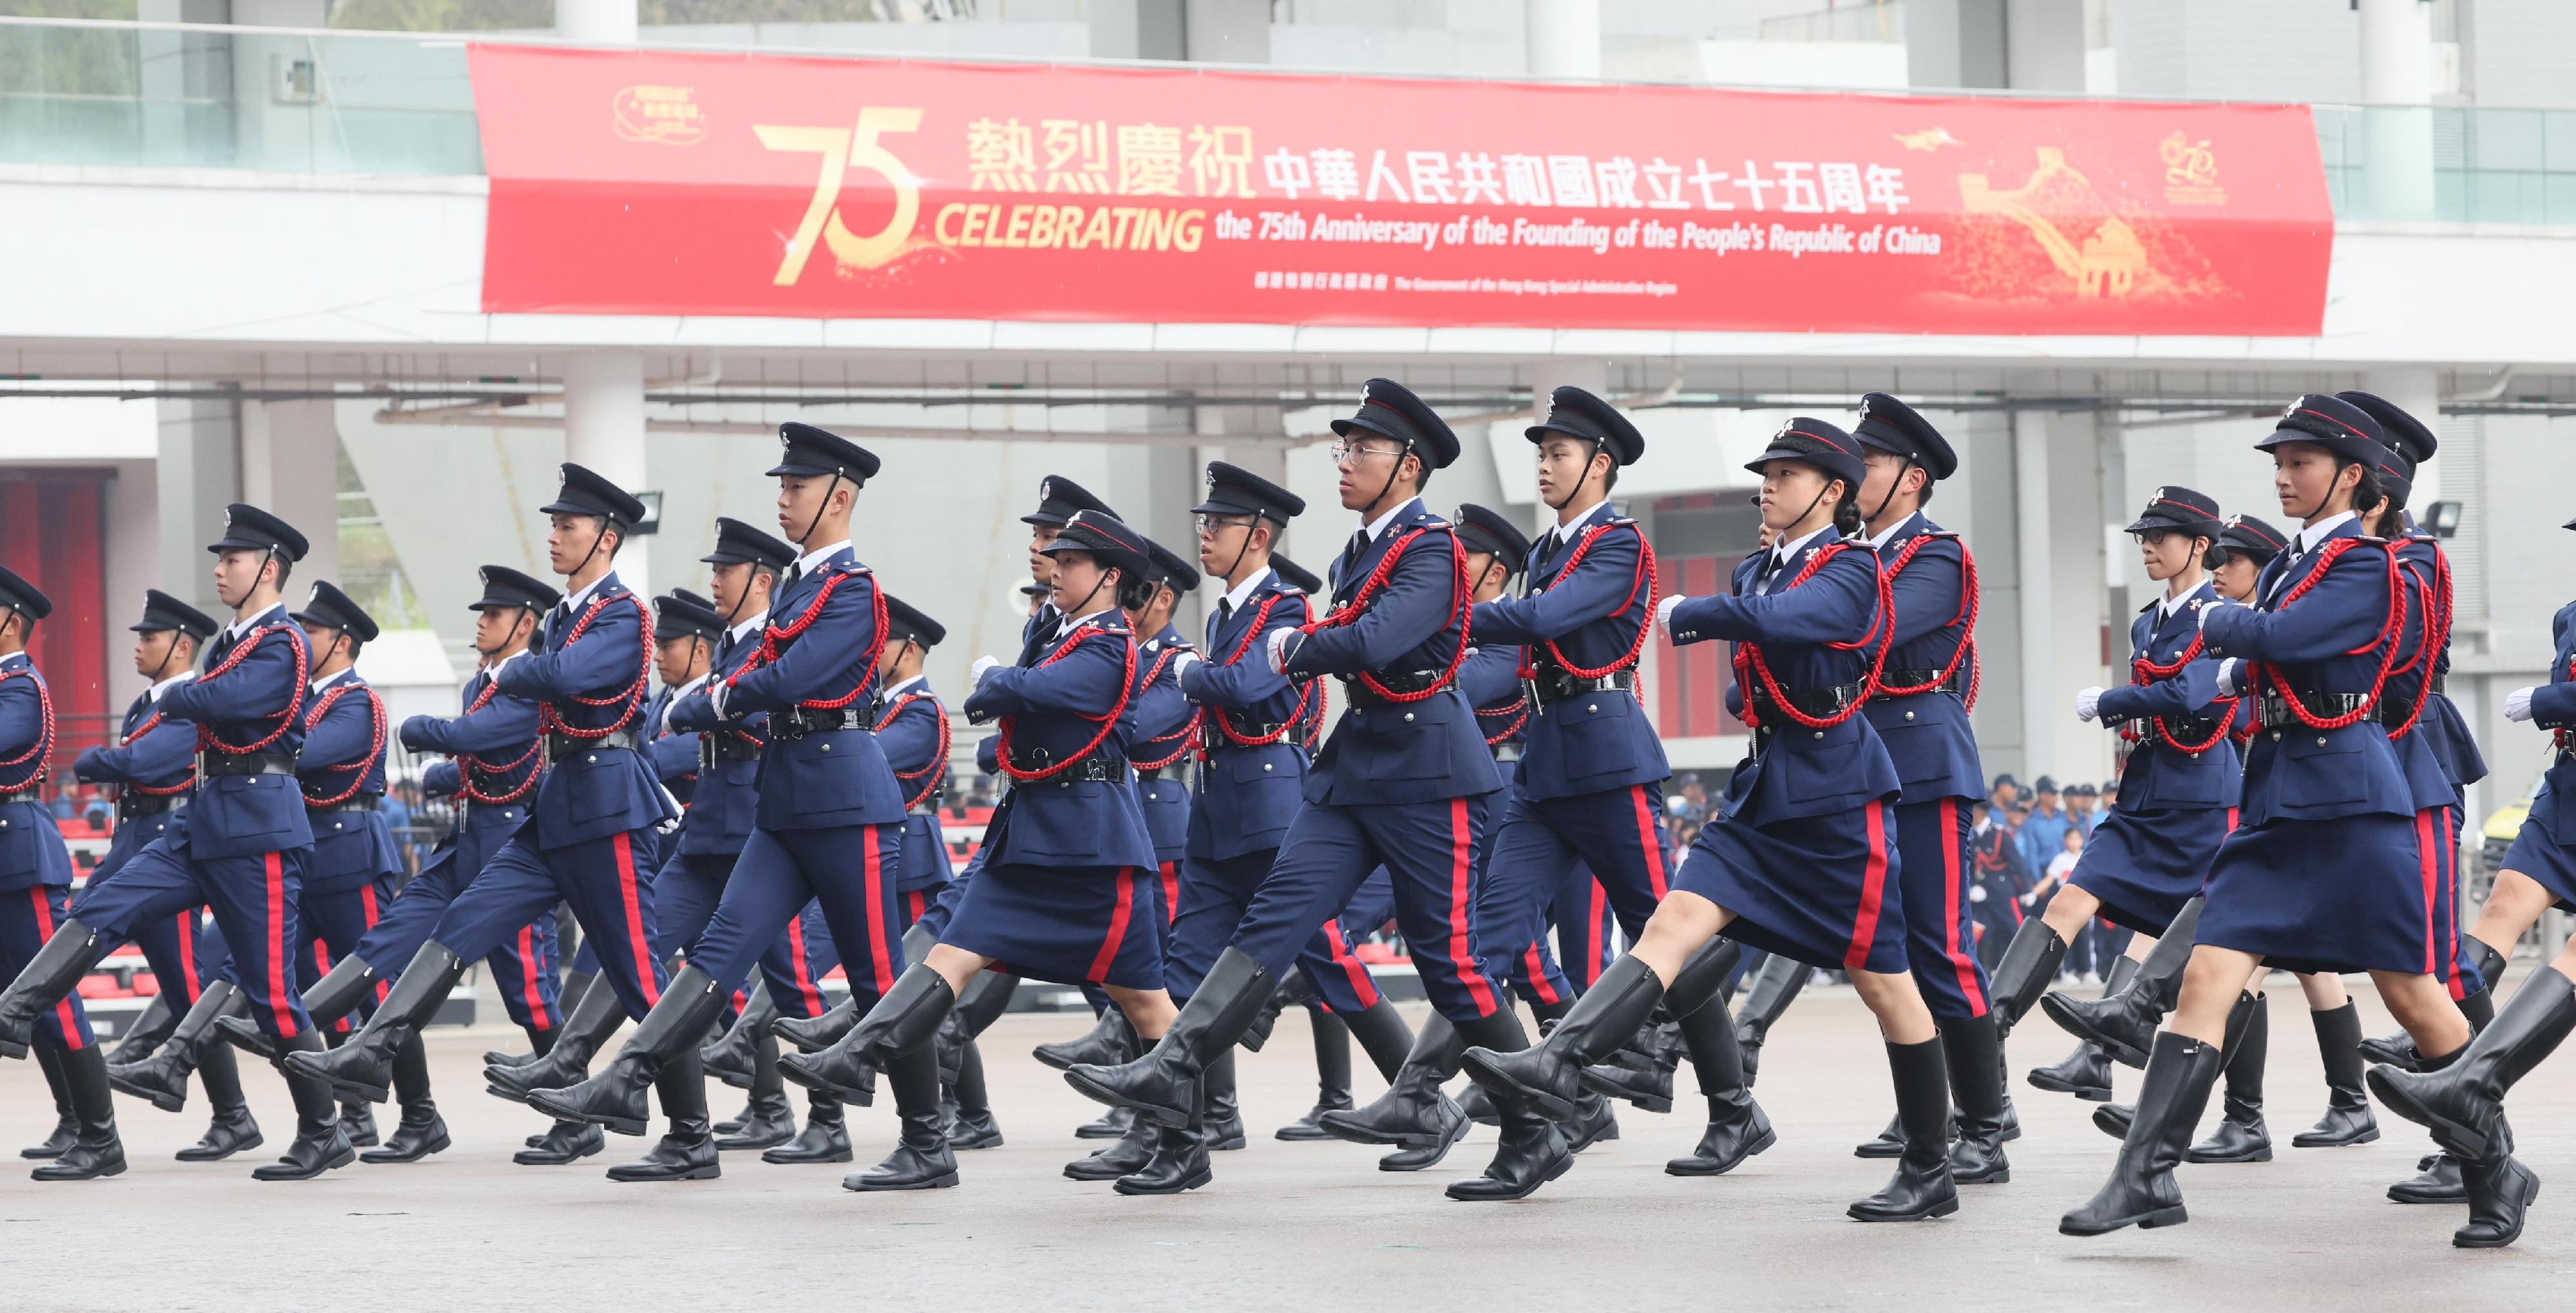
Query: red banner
[{"left": 470, "top": 45, "right": 2333, "bottom": 335}]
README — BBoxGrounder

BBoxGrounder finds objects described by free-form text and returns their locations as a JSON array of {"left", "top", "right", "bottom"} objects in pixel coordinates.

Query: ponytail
[{"left": 1830, "top": 482, "right": 1864, "bottom": 538}]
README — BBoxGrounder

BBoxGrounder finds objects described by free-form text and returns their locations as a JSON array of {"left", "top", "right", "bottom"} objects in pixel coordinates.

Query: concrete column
[
  {"left": 239, "top": 399, "right": 343, "bottom": 594},
  {"left": 2011, "top": 411, "right": 2056, "bottom": 786},
  {"left": 2003, "top": 0, "right": 2088, "bottom": 91},
  {"left": 1526, "top": 0, "right": 1602, "bottom": 79},
  {"left": 103, "top": 460, "right": 160, "bottom": 711},
  {"left": 2363, "top": 366, "right": 2444, "bottom": 500},
  {"left": 1907, "top": 0, "right": 2008, "bottom": 89},
  {"left": 1094, "top": 0, "right": 1185, "bottom": 61},
  {"left": 156, "top": 398, "right": 240, "bottom": 618},
  {"left": 1183, "top": 0, "right": 1269, "bottom": 63},
  {"left": 2360, "top": 0, "right": 2436, "bottom": 222},
  {"left": 562, "top": 352, "right": 650, "bottom": 598},
  {"left": 556, "top": 0, "right": 638, "bottom": 45}
]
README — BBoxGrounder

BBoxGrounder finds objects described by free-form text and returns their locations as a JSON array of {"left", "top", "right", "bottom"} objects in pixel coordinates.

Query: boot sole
[
  {"left": 2024, "top": 1070, "right": 2112, "bottom": 1101},
  {"left": 1274, "top": 1126, "right": 1336, "bottom": 1141},
  {"left": 713, "top": 1133, "right": 795, "bottom": 1152},
  {"left": 1113, "top": 1167, "right": 1213, "bottom": 1195},
  {"left": 1443, "top": 1149, "right": 1575, "bottom": 1202},
  {"left": 1073, "top": 1123, "right": 1127, "bottom": 1140},
  {"left": 514, "top": 1142, "right": 606, "bottom": 1167},
  {"left": 525, "top": 1093, "right": 649, "bottom": 1138},
  {"left": 176, "top": 1133, "right": 265, "bottom": 1163},
  {"left": 2389, "top": 1185, "right": 2466, "bottom": 1205},
  {"left": 1060, "top": 1070, "right": 1191, "bottom": 1130},
  {"left": 1065, "top": 1158, "right": 1150, "bottom": 1181},
  {"left": 764, "top": 1148, "right": 855, "bottom": 1165},
  {"left": 2038, "top": 996, "right": 2152, "bottom": 1069},
  {"left": 1377, "top": 1117, "right": 1470, "bottom": 1171},
  {"left": 252, "top": 1145, "right": 356, "bottom": 1181},
  {"left": 1849, "top": 1193, "right": 1962, "bottom": 1223},
  {"left": 1575, "top": 1065, "right": 1673, "bottom": 1113},
  {"left": 2453, "top": 1171, "right": 2540, "bottom": 1248},
  {"left": 1853, "top": 1141, "right": 1904, "bottom": 1160},
  {"left": 106, "top": 1075, "right": 189, "bottom": 1115},
  {"left": 844, "top": 1171, "right": 959, "bottom": 1192},
  {"left": 1665, "top": 1124, "right": 1777, "bottom": 1177},
  {"left": 1316, "top": 1111, "right": 1459, "bottom": 1151},
  {"left": 2059, "top": 1205, "right": 2186, "bottom": 1236},
  {"left": 30, "top": 1156, "right": 126, "bottom": 1182},
  {"left": 1457, "top": 1050, "right": 1578, "bottom": 1123},
  {"left": 1954, "top": 1163, "right": 2011, "bottom": 1185},
  {"left": 606, "top": 1163, "right": 721, "bottom": 1182},
  {"left": 359, "top": 1129, "right": 452, "bottom": 1164},
  {"left": 2184, "top": 1146, "right": 2273, "bottom": 1164},
  {"left": 2289, "top": 1128, "right": 2380, "bottom": 1148},
  {"left": 2363, "top": 1070, "right": 2494, "bottom": 1160}
]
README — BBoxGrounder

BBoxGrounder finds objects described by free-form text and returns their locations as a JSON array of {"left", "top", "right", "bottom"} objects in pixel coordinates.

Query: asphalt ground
[{"left": 3, "top": 976, "right": 2570, "bottom": 1312}]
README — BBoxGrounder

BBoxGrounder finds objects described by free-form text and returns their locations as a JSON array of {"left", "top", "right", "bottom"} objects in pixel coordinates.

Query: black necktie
[
  {"left": 782, "top": 564, "right": 803, "bottom": 595},
  {"left": 1341, "top": 530, "right": 1368, "bottom": 578},
  {"left": 715, "top": 630, "right": 733, "bottom": 666},
  {"left": 1216, "top": 598, "right": 1235, "bottom": 632}
]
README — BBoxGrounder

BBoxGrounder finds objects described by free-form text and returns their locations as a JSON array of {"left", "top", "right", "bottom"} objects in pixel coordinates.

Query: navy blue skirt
[
  {"left": 1676, "top": 798, "right": 1906, "bottom": 975},
  {"left": 2067, "top": 802, "right": 2234, "bottom": 936},
  {"left": 940, "top": 861, "right": 1166, "bottom": 990},
  {"left": 2195, "top": 811, "right": 2440, "bottom": 976},
  {"left": 2502, "top": 809, "right": 2576, "bottom": 912}
]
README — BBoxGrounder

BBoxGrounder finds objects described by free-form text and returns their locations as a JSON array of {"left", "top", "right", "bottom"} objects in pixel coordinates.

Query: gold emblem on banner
[
  {"left": 1958, "top": 148, "right": 2150, "bottom": 300},
  {"left": 612, "top": 85, "right": 706, "bottom": 146},
  {"left": 757, "top": 108, "right": 927, "bottom": 281},
  {"left": 2159, "top": 131, "right": 2227, "bottom": 205},
  {"left": 1893, "top": 127, "right": 1963, "bottom": 153}
]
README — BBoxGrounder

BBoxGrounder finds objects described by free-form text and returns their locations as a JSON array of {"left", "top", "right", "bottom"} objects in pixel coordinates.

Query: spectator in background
[
  {"left": 2015, "top": 776, "right": 2072, "bottom": 889},
  {"left": 1989, "top": 773, "right": 2020, "bottom": 814},
  {"left": 1969, "top": 798, "right": 2025, "bottom": 966},
  {"left": 2065, "top": 782, "right": 2102, "bottom": 836},
  {"left": 1676, "top": 772, "right": 1709, "bottom": 822}
]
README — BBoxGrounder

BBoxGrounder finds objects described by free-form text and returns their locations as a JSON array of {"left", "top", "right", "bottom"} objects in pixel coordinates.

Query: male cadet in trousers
[
  {"left": 0, "top": 567, "right": 123, "bottom": 1181},
  {"left": 64, "top": 590, "right": 260, "bottom": 1164},
  {"left": 1069, "top": 379, "right": 1560, "bottom": 1204},
  {"left": 287, "top": 466, "right": 681, "bottom": 1179},
  {"left": 0, "top": 507, "right": 357, "bottom": 1181},
  {"left": 524, "top": 425, "right": 915, "bottom": 1185},
  {"left": 234, "top": 564, "right": 586, "bottom": 1164}
]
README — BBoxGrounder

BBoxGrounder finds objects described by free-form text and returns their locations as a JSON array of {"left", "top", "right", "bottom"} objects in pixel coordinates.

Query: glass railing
[{"left": 2315, "top": 103, "right": 2576, "bottom": 224}]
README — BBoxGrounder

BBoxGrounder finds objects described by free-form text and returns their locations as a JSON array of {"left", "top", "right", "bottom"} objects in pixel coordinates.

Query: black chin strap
[
  {"left": 478, "top": 605, "right": 536, "bottom": 662},
  {"left": 1785, "top": 482, "right": 1832, "bottom": 536},
  {"left": 565, "top": 516, "right": 612, "bottom": 587},
  {"left": 1222, "top": 517, "right": 1263, "bottom": 585},
  {"left": 2293, "top": 459, "right": 2354, "bottom": 525},
  {"left": 1059, "top": 565, "right": 1112, "bottom": 622},
  {"left": 1367, "top": 438, "right": 1414, "bottom": 518},
  {"left": 1546, "top": 440, "right": 1605, "bottom": 515},
  {"left": 1866, "top": 457, "right": 1914, "bottom": 524},
  {"left": 796, "top": 473, "right": 846, "bottom": 550}
]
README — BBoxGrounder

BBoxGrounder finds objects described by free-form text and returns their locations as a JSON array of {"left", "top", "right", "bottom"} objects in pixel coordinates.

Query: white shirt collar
[
  {"left": 794, "top": 540, "right": 851, "bottom": 577},
  {"left": 668, "top": 670, "right": 711, "bottom": 704},
  {"left": 146, "top": 671, "right": 194, "bottom": 702},
  {"left": 1551, "top": 498, "right": 1611, "bottom": 545},
  {"left": 882, "top": 672, "right": 927, "bottom": 699},
  {"left": 562, "top": 571, "right": 613, "bottom": 616},
  {"left": 226, "top": 603, "right": 285, "bottom": 643},
  {"left": 481, "top": 648, "right": 527, "bottom": 680},
  {"left": 310, "top": 668, "right": 355, "bottom": 694},
  {"left": 0, "top": 652, "right": 25, "bottom": 670},
  {"left": 1055, "top": 609, "right": 1115, "bottom": 641},
  {"left": 1361, "top": 498, "right": 1414, "bottom": 543},
  {"left": 1770, "top": 524, "right": 1833, "bottom": 571},
  {"left": 1220, "top": 567, "right": 1274, "bottom": 613},
  {"left": 2295, "top": 510, "right": 2357, "bottom": 555},
  {"left": 2155, "top": 580, "right": 2209, "bottom": 621},
  {"left": 1864, "top": 513, "right": 1918, "bottom": 551},
  {"left": 726, "top": 613, "right": 766, "bottom": 647}
]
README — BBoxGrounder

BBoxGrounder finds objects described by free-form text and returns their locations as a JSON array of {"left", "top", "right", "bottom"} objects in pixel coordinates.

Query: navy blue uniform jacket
[
  {"left": 1128, "top": 623, "right": 1196, "bottom": 865},
  {"left": 0, "top": 653, "right": 70, "bottom": 889},
  {"left": 875, "top": 675, "right": 955, "bottom": 891},
  {"left": 298, "top": 670, "right": 403, "bottom": 894},
  {"left": 495, "top": 572, "right": 674, "bottom": 848},
  {"left": 965, "top": 610, "right": 1155, "bottom": 870},
  {"left": 2096, "top": 582, "right": 2242, "bottom": 809},
  {"left": 1179, "top": 567, "right": 1311, "bottom": 861},
  {"left": 1471, "top": 513, "right": 1667, "bottom": 799},
  {"left": 164, "top": 606, "right": 314, "bottom": 860},
  {"left": 1857, "top": 513, "right": 1985, "bottom": 806},
  {"left": 402, "top": 656, "right": 542, "bottom": 847}
]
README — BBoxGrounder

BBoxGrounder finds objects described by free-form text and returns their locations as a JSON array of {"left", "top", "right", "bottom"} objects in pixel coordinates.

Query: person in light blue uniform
[
  {"left": 1068, "top": 381, "right": 1546, "bottom": 1202},
  {"left": 1460, "top": 419, "right": 1965, "bottom": 1222},
  {"left": 1, "top": 508, "right": 357, "bottom": 1182},
  {"left": 2065, "top": 395, "right": 2491, "bottom": 1242},
  {"left": 64, "top": 590, "right": 255, "bottom": 1164},
  {"left": 0, "top": 567, "right": 121, "bottom": 1182},
  {"left": 286, "top": 468, "right": 682, "bottom": 1178}
]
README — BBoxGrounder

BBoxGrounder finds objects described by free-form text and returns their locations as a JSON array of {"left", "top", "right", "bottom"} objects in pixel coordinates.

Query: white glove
[
  {"left": 969, "top": 655, "right": 1002, "bottom": 686},
  {"left": 2197, "top": 598, "right": 2238, "bottom": 630},
  {"left": 2507, "top": 686, "right": 2537, "bottom": 723},
  {"left": 2215, "top": 659, "right": 2240, "bottom": 698},
  {"left": 1969, "top": 883, "right": 1988, "bottom": 903},
  {"left": 2074, "top": 686, "right": 2104, "bottom": 722},
  {"left": 1656, "top": 594, "right": 1685, "bottom": 636},
  {"left": 653, "top": 779, "right": 685, "bottom": 835},
  {"left": 1171, "top": 650, "right": 1203, "bottom": 683},
  {"left": 708, "top": 680, "right": 730, "bottom": 721},
  {"left": 1265, "top": 626, "right": 1297, "bottom": 675}
]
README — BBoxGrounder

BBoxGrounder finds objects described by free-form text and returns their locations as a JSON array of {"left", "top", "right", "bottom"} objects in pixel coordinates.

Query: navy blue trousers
[
  {"left": 354, "top": 838, "right": 562, "bottom": 1034},
  {"left": 426, "top": 829, "right": 665, "bottom": 1022},
  {"left": 1891, "top": 798, "right": 1993, "bottom": 1024},
  {"left": 84, "top": 811, "right": 230, "bottom": 1010},
  {"left": 1166, "top": 847, "right": 1383, "bottom": 1011},
  {"left": 0, "top": 884, "right": 95, "bottom": 1049},
  {"left": 298, "top": 874, "right": 399, "bottom": 1032},
  {"left": 683, "top": 824, "right": 904, "bottom": 1008},
  {"left": 68, "top": 837, "right": 314, "bottom": 1039},
  {"left": 1478, "top": 782, "right": 1671, "bottom": 1007}
]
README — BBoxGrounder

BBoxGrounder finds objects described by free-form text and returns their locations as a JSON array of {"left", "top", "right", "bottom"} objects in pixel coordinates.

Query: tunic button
[
  {"left": 1403, "top": 712, "right": 1414, "bottom": 723},
  {"left": 2316, "top": 737, "right": 2327, "bottom": 747},
  {"left": 2270, "top": 732, "right": 2282, "bottom": 742},
  {"left": 1813, "top": 730, "right": 1824, "bottom": 739},
  {"left": 1587, "top": 703, "right": 1598, "bottom": 713},
  {"left": 586, "top": 755, "right": 596, "bottom": 764},
  {"left": 1262, "top": 763, "right": 1273, "bottom": 772},
  {"left": 1904, "top": 710, "right": 1916, "bottom": 721},
  {"left": 820, "top": 743, "right": 831, "bottom": 752}
]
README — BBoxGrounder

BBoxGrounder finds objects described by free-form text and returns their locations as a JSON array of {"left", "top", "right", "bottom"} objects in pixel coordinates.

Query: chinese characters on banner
[{"left": 471, "top": 46, "right": 2333, "bottom": 335}]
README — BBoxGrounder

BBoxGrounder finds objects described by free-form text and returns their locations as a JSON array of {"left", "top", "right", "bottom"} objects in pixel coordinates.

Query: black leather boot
[
  {"left": 106, "top": 994, "right": 174, "bottom": 1066},
  {"left": 782, "top": 965, "right": 954, "bottom": 1103},
  {"left": 1447, "top": 1010, "right": 1571, "bottom": 1202},
  {"left": 2188, "top": 992, "right": 2273, "bottom": 1164},
  {"left": 529, "top": 965, "right": 729, "bottom": 1137},
  {"left": 21, "top": 1046, "right": 73, "bottom": 1158},
  {"left": 1066, "top": 1113, "right": 1158, "bottom": 1180},
  {"left": 1732, "top": 952, "right": 1810, "bottom": 1082},
  {"left": 1943, "top": 1013, "right": 2011, "bottom": 1184},
  {"left": 361, "top": 1037, "right": 448, "bottom": 1164},
  {"left": 1317, "top": 1010, "right": 1468, "bottom": 1169},
  {"left": 1586, "top": 935, "right": 1733, "bottom": 1115},
  {"left": 2060, "top": 1030, "right": 2224, "bottom": 1234},
  {"left": 845, "top": 1047, "right": 956, "bottom": 1191},
  {"left": 1065, "top": 947, "right": 1271, "bottom": 1129},
  {"left": 1075, "top": 1106, "right": 1134, "bottom": 1139},
  {"left": 1200, "top": 1049, "right": 1247, "bottom": 1150},
  {"left": 0, "top": 918, "right": 100, "bottom": 1059},
  {"left": 2293, "top": 1000, "right": 2378, "bottom": 1148},
  {"left": 1578, "top": 1048, "right": 1672, "bottom": 1113},
  {"left": 1852, "top": 1112, "right": 1907, "bottom": 1159},
  {"left": 2360, "top": 939, "right": 2505, "bottom": 1070},
  {"left": 2388, "top": 1151, "right": 2467, "bottom": 1204},
  {"left": 339, "top": 1097, "right": 379, "bottom": 1148},
  {"left": 2454, "top": 1153, "right": 2542, "bottom": 1249},
  {"left": 1664, "top": 981, "right": 1774, "bottom": 1176},
  {"left": 764, "top": 1090, "right": 853, "bottom": 1164},
  {"left": 283, "top": 943, "right": 466, "bottom": 1105},
  {"left": 1239, "top": 973, "right": 1312, "bottom": 1055},
  {"left": 484, "top": 968, "right": 627, "bottom": 1102},
  {"left": 1850, "top": 1037, "right": 1959, "bottom": 1221},
  {"left": 1985, "top": 917, "right": 2070, "bottom": 1039},
  {"left": 2027, "top": 958, "right": 2129, "bottom": 1100},
  {"left": 254, "top": 1032, "right": 355, "bottom": 1181},
  {"left": 1033, "top": 1004, "right": 1133, "bottom": 1071},
  {"left": 1463, "top": 956, "right": 1663, "bottom": 1121},
  {"left": 713, "top": 1080, "right": 795, "bottom": 1151},
  {"left": 945, "top": 1039, "right": 1003, "bottom": 1149},
  {"left": 178, "top": 1043, "right": 261, "bottom": 1162},
  {"left": 513, "top": 1120, "right": 605, "bottom": 1166},
  {"left": 221, "top": 952, "right": 380, "bottom": 1064},
  {"left": 1562, "top": 1087, "right": 1620, "bottom": 1153},
  {"left": 2370, "top": 966, "right": 2576, "bottom": 1162},
  {"left": 701, "top": 981, "right": 778, "bottom": 1090},
  {"left": 109, "top": 979, "right": 245, "bottom": 1112},
  {"left": 1115, "top": 1108, "right": 1213, "bottom": 1195},
  {"left": 30, "top": 1046, "right": 124, "bottom": 1182},
  {"left": 603, "top": 1050, "right": 720, "bottom": 1182},
  {"left": 772, "top": 995, "right": 860, "bottom": 1054},
  {"left": 2040, "top": 898, "right": 2201, "bottom": 1067},
  {"left": 1277, "top": 1008, "right": 1352, "bottom": 1140}
]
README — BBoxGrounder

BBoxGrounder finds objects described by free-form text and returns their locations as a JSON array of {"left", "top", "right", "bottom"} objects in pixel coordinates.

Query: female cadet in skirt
[
  {"left": 2061, "top": 395, "right": 2490, "bottom": 1240},
  {"left": 1460, "top": 419, "right": 1967, "bottom": 1223},
  {"left": 786, "top": 510, "right": 1185, "bottom": 1195}
]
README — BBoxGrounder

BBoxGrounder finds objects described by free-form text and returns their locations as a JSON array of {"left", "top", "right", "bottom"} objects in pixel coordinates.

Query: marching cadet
[
  {"left": 66, "top": 590, "right": 258, "bottom": 1164},
  {"left": 0, "top": 567, "right": 122, "bottom": 1180},
  {"left": 516, "top": 428, "right": 916, "bottom": 1187},
  {"left": 2061, "top": 397, "right": 2492, "bottom": 1241},
  {"left": 1066, "top": 381, "right": 1541, "bottom": 1202},
  {"left": 1462, "top": 419, "right": 1962, "bottom": 1221},
  {"left": 794, "top": 509, "right": 1171, "bottom": 1193},
  {"left": 0, "top": 508, "right": 355, "bottom": 1180},
  {"left": 286, "top": 467, "right": 681, "bottom": 1180}
]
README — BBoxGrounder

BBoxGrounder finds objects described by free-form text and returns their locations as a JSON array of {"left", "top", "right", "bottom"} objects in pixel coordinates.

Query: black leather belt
[
  {"left": 1134, "top": 763, "right": 1187, "bottom": 782},
  {"left": 198, "top": 750, "right": 296, "bottom": 778},
  {"left": 117, "top": 791, "right": 184, "bottom": 819},
  {"left": 1201, "top": 719, "right": 1291, "bottom": 748},
  {"left": 307, "top": 795, "right": 382, "bottom": 815},
  {"left": 0, "top": 782, "right": 37, "bottom": 801},
  {"left": 1342, "top": 670, "right": 1446, "bottom": 709},
  {"left": 1008, "top": 754, "right": 1129, "bottom": 786},
  {"left": 544, "top": 726, "right": 641, "bottom": 762},
  {"left": 769, "top": 708, "right": 869, "bottom": 742},
  {"left": 700, "top": 732, "right": 764, "bottom": 766},
  {"left": 1528, "top": 668, "right": 1635, "bottom": 706},
  {"left": 1870, "top": 668, "right": 1969, "bottom": 703},
  {"left": 1751, "top": 683, "right": 1865, "bottom": 722},
  {"left": 2429, "top": 671, "right": 2448, "bottom": 697},
  {"left": 2255, "top": 690, "right": 2372, "bottom": 730}
]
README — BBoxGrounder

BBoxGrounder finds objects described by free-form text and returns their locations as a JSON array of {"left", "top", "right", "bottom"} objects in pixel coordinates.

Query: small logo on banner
[
  {"left": 2161, "top": 131, "right": 2226, "bottom": 205},
  {"left": 612, "top": 85, "right": 706, "bottom": 146}
]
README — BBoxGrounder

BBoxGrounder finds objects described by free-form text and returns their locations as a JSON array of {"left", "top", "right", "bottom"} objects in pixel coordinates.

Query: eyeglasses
[
  {"left": 1329, "top": 440, "right": 1399, "bottom": 468},
  {"left": 1193, "top": 513, "right": 1255, "bottom": 535}
]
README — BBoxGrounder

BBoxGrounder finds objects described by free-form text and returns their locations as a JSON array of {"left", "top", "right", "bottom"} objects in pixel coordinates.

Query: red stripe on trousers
[
  {"left": 1582, "top": 879, "right": 1607, "bottom": 988},
  {"left": 1324, "top": 920, "right": 1381, "bottom": 1010},
  {"left": 1844, "top": 802, "right": 1890, "bottom": 971},
  {"left": 516, "top": 926, "right": 551, "bottom": 1030},
  {"left": 1159, "top": 860, "right": 1180, "bottom": 927},
  {"left": 860, "top": 827, "right": 895, "bottom": 994},
  {"left": 786, "top": 915, "right": 824, "bottom": 1015},
  {"left": 28, "top": 890, "right": 83, "bottom": 1050},
  {"left": 2226, "top": 807, "right": 2240, "bottom": 833},
  {"left": 1087, "top": 868, "right": 1136, "bottom": 983},
  {"left": 2415, "top": 809, "right": 2440, "bottom": 977},
  {"left": 611, "top": 831, "right": 660, "bottom": 1008},
  {"left": 1522, "top": 943, "right": 1563, "bottom": 1005},
  {"left": 176, "top": 911, "right": 199, "bottom": 1000},
  {"left": 905, "top": 889, "right": 927, "bottom": 927},
  {"left": 1938, "top": 798, "right": 1989, "bottom": 1014},
  {"left": 359, "top": 885, "right": 390, "bottom": 1005},
  {"left": 1448, "top": 797, "right": 1501, "bottom": 1016},
  {"left": 316, "top": 941, "right": 348, "bottom": 1035},
  {"left": 263, "top": 851, "right": 296, "bottom": 1037},
  {"left": 2445, "top": 810, "right": 2468, "bottom": 1001},
  {"left": 1630, "top": 784, "right": 1670, "bottom": 899}
]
